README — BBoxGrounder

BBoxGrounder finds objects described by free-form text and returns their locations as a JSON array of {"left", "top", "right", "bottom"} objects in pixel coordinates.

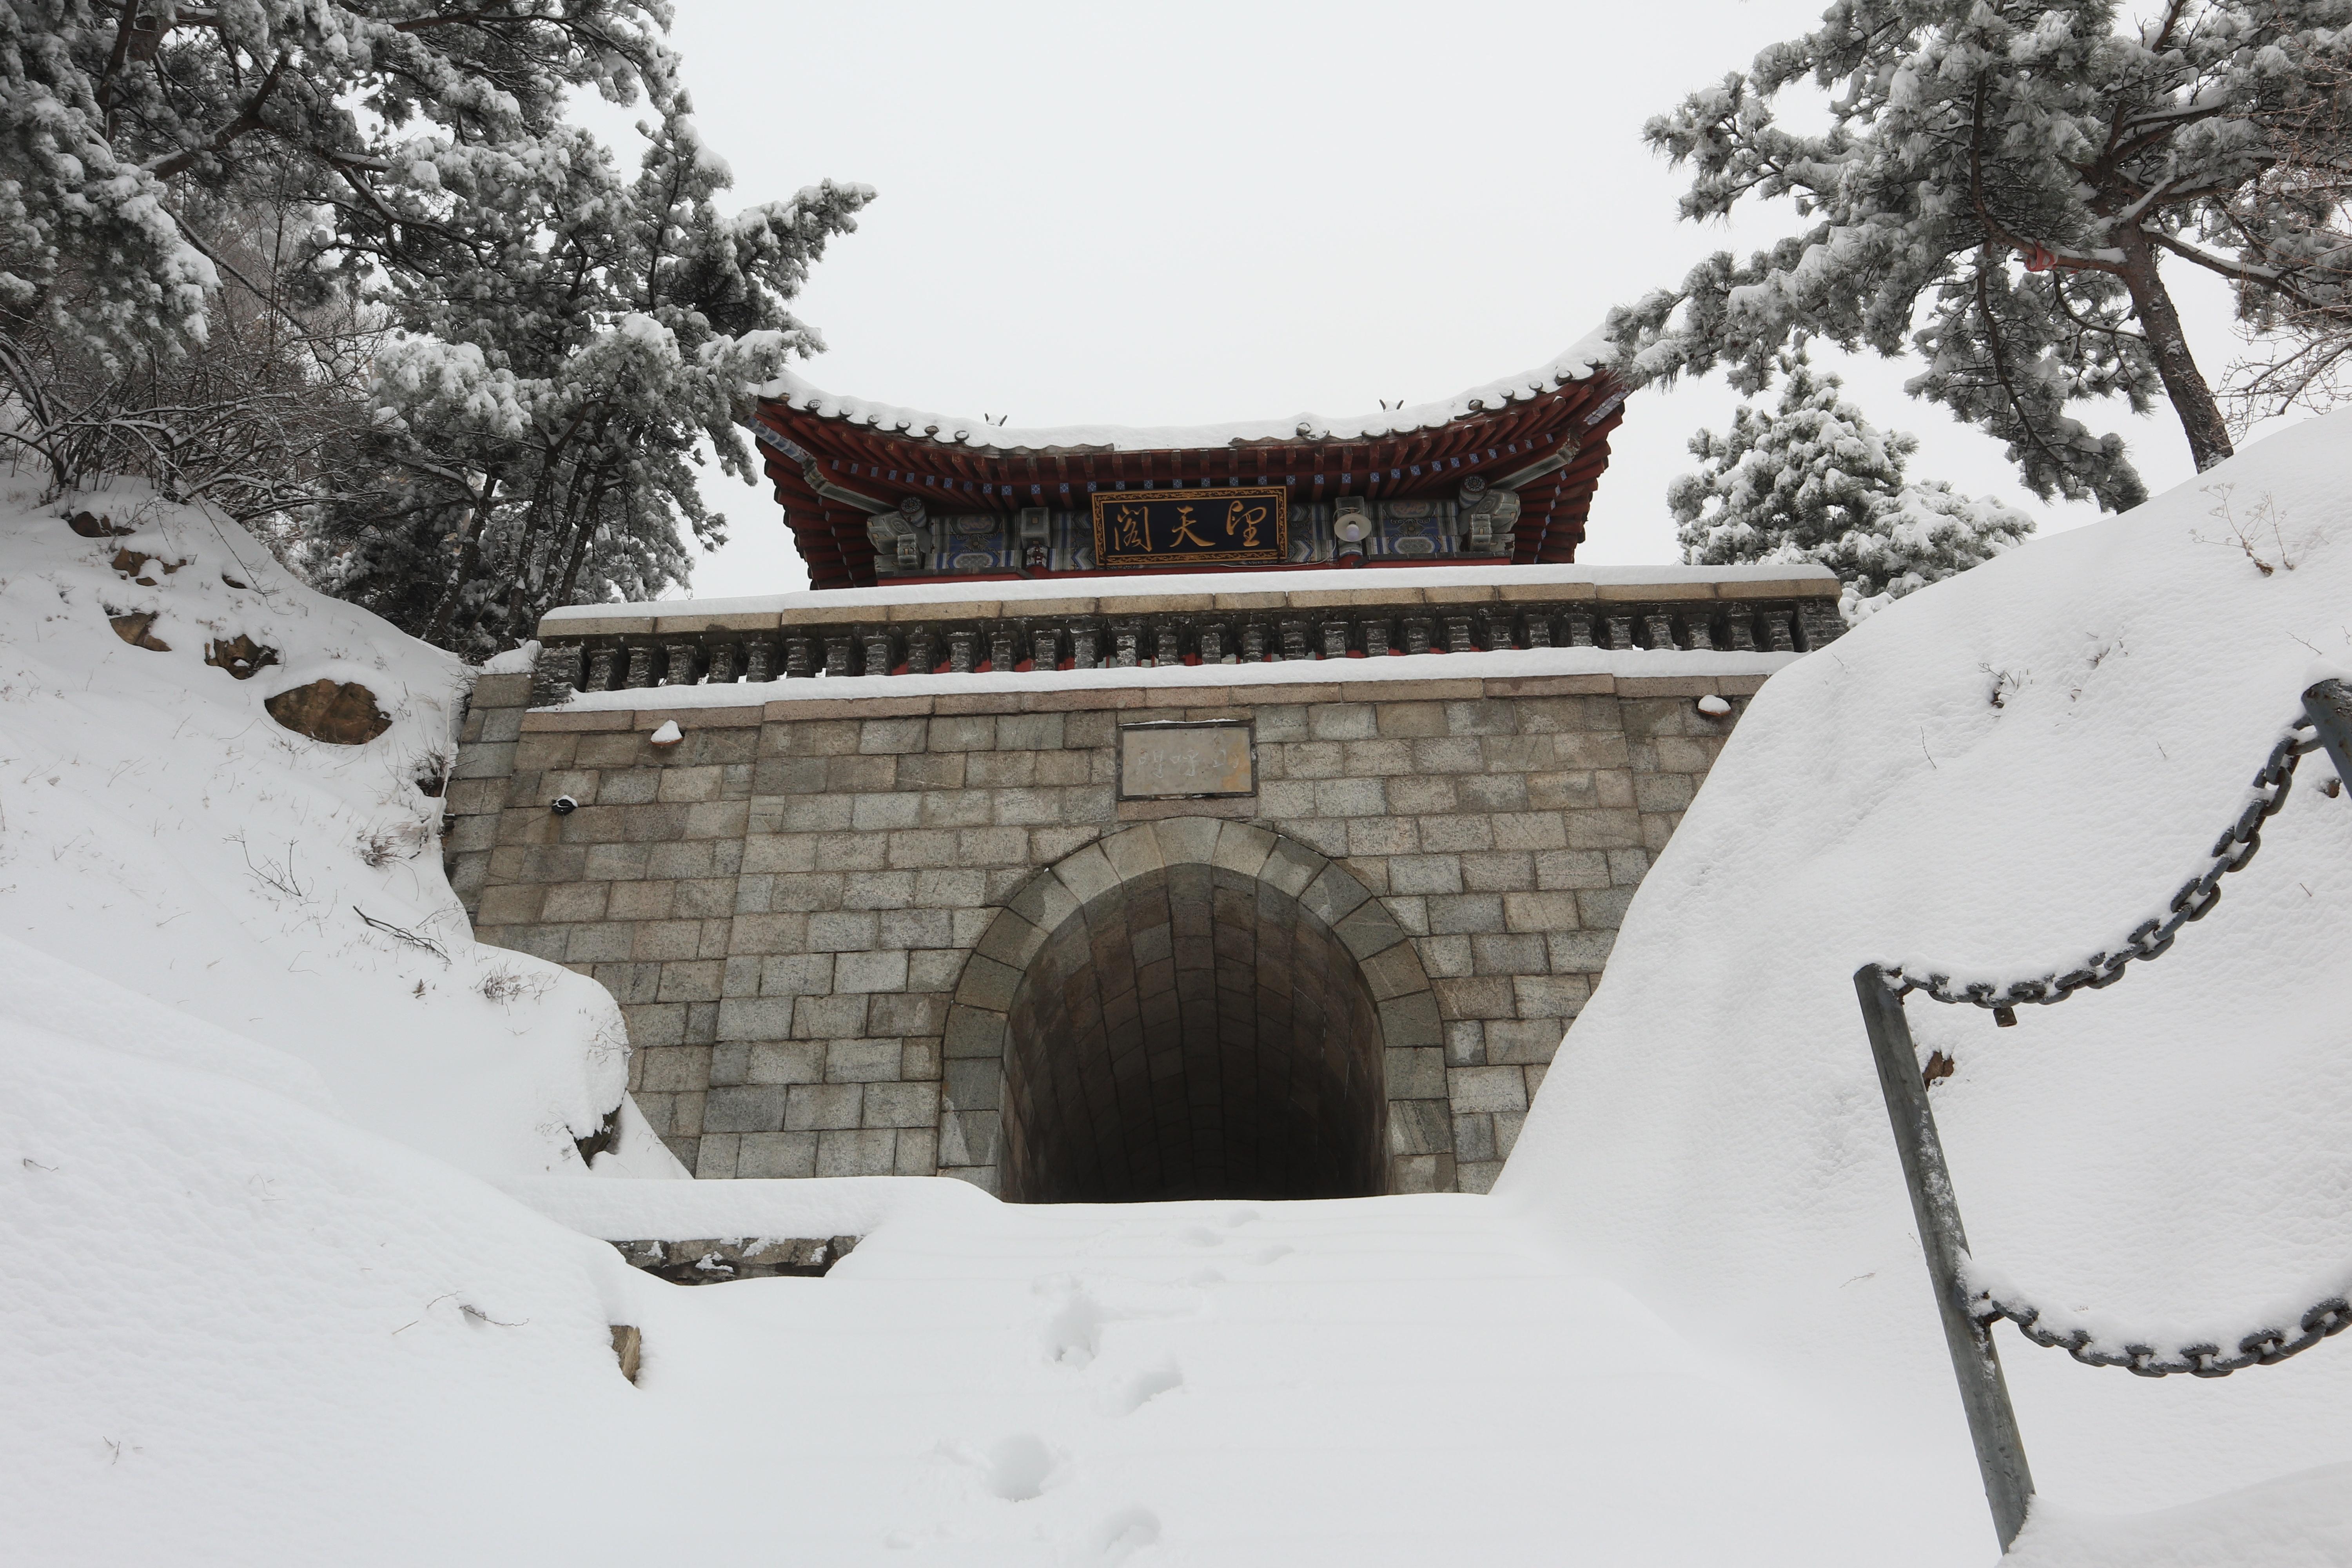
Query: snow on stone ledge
[
  {"left": 551, "top": 561, "right": 1840, "bottom": 631},
  {"left": 476, "top": 639, "right": 539, "bottom": 675},
  {"left": 537, "top": 646, "right": 1801, "bottom": 714},
  {"left": 750, "top": 324, "right": 1617, "bottom": 455},
  {"left": 490, "top": 1173, "right": 995, "bottom": 1243}
]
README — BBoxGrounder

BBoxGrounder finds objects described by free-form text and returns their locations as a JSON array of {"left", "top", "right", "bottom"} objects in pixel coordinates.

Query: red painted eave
[{"left": 753, "top": 374, "right": 1628, "bottom": 590}]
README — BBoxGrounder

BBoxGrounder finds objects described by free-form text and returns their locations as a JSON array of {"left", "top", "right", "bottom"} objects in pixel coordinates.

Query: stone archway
[{"left": 941, "top": 818, "right": 1446, "bottom": 1201}]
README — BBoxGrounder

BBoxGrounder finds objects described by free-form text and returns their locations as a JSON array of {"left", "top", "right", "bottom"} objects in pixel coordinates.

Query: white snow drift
[
  {"left": 0, "top": 477, "right": 671, "bottom": 1174},
  {"left": 1506, "top": 410, "right": 2352, "bottom": 1555},
  {"left": 7, "top": 413, "right": 2352, "bottom": 1565}
]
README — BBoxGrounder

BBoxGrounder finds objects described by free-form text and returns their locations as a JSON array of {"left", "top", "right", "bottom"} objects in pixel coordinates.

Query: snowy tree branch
[
  {"left": 147, "top": 51, "right": 290, "bottom": 181},
  {"left": 1970, "top": 80, "right": 2126, "bottom": 277}
]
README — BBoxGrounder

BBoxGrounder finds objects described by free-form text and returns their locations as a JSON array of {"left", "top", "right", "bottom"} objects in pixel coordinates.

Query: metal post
[
  {"left": 2304, "top": 680, "right": 2352, "bottom": 789},
  {"left": 1853, "top": 965, "right": 2036, "bottom": 1551}
]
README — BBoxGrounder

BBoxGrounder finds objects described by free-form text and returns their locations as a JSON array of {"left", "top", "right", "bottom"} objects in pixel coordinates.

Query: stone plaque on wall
[{"left": 1118, "top": 720, "right": 1255, "bottom": 799}]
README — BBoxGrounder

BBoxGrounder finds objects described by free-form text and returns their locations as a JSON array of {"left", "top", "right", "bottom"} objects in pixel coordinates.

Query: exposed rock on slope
[{"left": 0, "top": 477, "right": 676, "bottom": 1176}]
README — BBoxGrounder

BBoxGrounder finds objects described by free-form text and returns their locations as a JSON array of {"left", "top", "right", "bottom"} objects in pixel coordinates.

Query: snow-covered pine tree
[
  {"left": 0, "top": 4, "right": 871, "bottom": 657},
  {"left": 1671, "top": 361, "right": 2034, "bottom": 622},
  {"left": 1, "top": 2, "right": 674, "bottom": 399},
  {"left": 2223, "top": 51, "right": 2352, "bottom": 426},
  {"left": 308, "top": 98, "right": 872, "bottom": 655},
  {"left": 1610, "top": 0, "right": 2352, "bottom": 512}
]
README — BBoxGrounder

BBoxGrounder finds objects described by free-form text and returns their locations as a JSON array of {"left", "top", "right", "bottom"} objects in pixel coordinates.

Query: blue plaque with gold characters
[{"left": 1091, "top": 487, "right": 1287, "bottom": 569}]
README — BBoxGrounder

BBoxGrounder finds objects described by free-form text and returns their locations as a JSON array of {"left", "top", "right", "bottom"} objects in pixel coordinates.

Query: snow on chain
[
  {"left": 1878, "top": 683, "right": 2352, "bottom": 1377},
  {"left": 1962, "top": 1255, "right": 2352, "bottom": 1380}
]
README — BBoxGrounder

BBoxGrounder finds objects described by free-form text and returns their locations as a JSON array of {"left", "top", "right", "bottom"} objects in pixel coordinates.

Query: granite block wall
[{"left": 452, "top": 668, "right": 1764, "bottom": 1195}]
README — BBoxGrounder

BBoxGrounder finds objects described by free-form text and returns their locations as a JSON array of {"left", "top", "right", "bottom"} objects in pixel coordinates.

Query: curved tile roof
[
  {"left": 749, "top": 330, "right": 1630, "bottom": 589},
  {"left": 753, "top": 327, "right": 1617, "bottom": 456}
]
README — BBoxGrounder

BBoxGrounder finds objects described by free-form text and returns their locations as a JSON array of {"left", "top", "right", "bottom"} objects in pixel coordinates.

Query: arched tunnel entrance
[{"left": 998, "top": 858, "right": 1390, "bottom": 1204}]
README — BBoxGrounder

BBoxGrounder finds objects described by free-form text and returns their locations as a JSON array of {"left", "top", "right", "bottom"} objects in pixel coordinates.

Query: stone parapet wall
[
  {"left": 526, "top": 565, "right": 1842, "bottom": 702},
  {"left": 451, "top": 663, "right": 1774, "bottom": 1195}
]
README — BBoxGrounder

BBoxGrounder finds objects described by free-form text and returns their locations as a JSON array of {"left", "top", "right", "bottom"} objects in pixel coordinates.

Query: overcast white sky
[{"left": 614, "top": 0, "right": 2292, "bottom": 600}]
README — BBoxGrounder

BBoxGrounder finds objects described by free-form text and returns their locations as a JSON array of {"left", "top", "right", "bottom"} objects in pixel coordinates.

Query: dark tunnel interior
[{"left": 998, "top": 862, "right": 1388, "bottom": 1204}]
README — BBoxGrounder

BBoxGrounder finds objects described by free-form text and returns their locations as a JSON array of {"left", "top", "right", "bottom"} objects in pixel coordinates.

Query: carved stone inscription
[{"left": 1118, "top": 721, "right": 1254, "bottom": 799}]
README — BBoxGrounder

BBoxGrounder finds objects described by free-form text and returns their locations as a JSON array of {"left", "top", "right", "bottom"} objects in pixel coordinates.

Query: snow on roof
[{"left": 752, "top": 324, "right": 1619, "bottom": 455}]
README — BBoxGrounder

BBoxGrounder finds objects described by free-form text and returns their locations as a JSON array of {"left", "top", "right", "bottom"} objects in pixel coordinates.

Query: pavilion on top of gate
[{"left": 748, "top": 335, "right": 1630, "bottom": 591}]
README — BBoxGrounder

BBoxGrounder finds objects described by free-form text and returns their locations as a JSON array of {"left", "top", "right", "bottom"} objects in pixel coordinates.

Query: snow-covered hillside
[
  {"left": 0, "top": 476, "right": 673, "bottom": 1174},
  {"left": 1505, "top": 412, "right": 2352, "bottom": 1553},
  {"left": 7, "top": 414, "right": 2351, "bottom": 1565}
]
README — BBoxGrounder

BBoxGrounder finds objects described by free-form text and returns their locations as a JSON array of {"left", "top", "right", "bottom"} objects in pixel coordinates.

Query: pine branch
[
  {"left": 2049, "top": 274, "right": 2145, "bottom": 345},
  {"left": 1972, "top": 254, "right": 2080, "bottom": 485},
  {"left": 2147, "top": 229, "right": 2307, "bottom": 296},
  {"left": 1970, "top": 80, "right": 2127, "bottom": 276},
  {"left": 148, "top": 52, "right": 291, "bottom": 180}
]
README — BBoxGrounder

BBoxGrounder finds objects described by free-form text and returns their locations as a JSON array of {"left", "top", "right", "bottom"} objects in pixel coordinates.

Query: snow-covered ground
[
  {"left": 1506, "top": 410, "right": 2352, "bottom": 1558},
  {"left": 0, "top": 477, "right": 674, "bottom": 1176},
  {"left": 7, "top": 416, "right": 2352, "bottom": 1564}
]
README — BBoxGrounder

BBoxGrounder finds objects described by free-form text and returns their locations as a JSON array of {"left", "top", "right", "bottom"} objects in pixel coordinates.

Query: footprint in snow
[
  {"left": 1178, "top": 1210, "right": 1258, "bottom": 1247},
  {"left": 1044, "top": 1283, "right": 1105, "bottom": 1367},
  {"left": 1113, "top": 1361, "right": 1184, "bottom": 1416},
  {"left": 1091, "top": 1506, "right": 1161, "bottom": 1563},
  {"left": 985, "top": 1434, "right": 1055, "bottom": 1502},
  {"left": 1038, "top": 1274, "right": 1205, "bottom": 1367}
]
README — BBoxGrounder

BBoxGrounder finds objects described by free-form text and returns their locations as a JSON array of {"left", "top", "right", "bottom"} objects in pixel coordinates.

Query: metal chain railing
[
  {"left": 1878, "top": 714, "right": 2323, "bottom": 1023},
  {"left": 1965, "top": 1267, "right": 2352, "bottom": 1379},
  {"left": 1853, "top": 678, "right": 2352, "bottom": 1550},
  {"left": 1867, "top": 680, "right": 2352, "bottom": 1383}
]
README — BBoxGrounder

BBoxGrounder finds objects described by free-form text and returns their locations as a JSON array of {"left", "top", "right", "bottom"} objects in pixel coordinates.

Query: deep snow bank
[
  {"left": 0, "top": 477, "right": 672, "bottom": 1174},
  {"left": 1, "top": 999, "right": 662, "bottom": 1563},
  {"left": 8, "top": 1010, "right": 1964, "bottom": 1568},
  {"left": 1503, "top": 413, "right": 2352, "bottom": 1521},
  {"left": 2007, "top": 1463, "right": 2352, "bottom": 1568}
]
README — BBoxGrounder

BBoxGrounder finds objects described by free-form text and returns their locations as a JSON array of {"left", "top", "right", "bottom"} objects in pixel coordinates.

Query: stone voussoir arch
[{"left": 937, "top": 815, "right": 1448, "bottom": 1198}]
